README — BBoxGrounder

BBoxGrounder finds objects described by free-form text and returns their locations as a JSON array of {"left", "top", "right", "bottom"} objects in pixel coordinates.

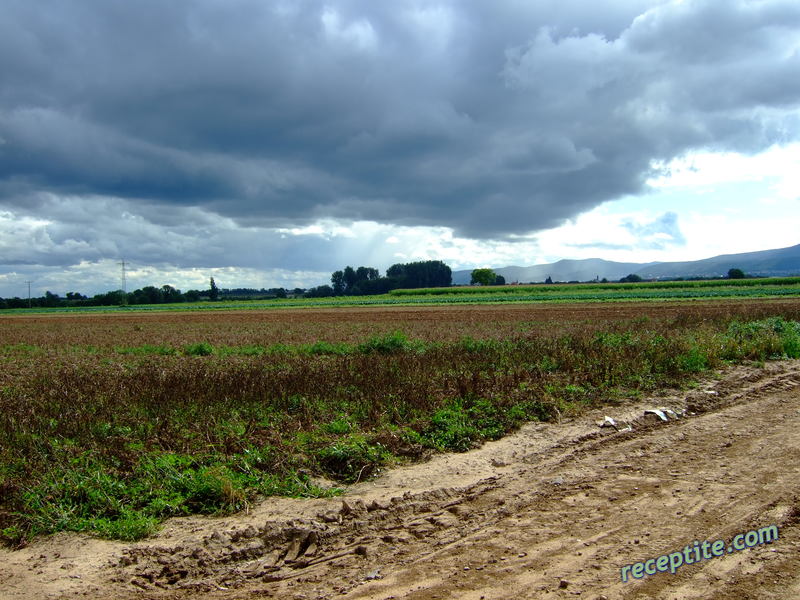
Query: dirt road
[{"left": 2, "top": 360, "right": 799, "bottom": 600}]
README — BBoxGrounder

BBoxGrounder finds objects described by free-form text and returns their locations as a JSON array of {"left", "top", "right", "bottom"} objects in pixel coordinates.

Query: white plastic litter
[
  {"left": 644, "top": 409, "right": 669, "bottom": 421},
  {"left": 597, "top": 416, "right": 617, "bottom": 429}
]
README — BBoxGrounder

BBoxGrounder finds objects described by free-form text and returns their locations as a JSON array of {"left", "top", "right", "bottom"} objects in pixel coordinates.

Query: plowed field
[{"left": 3, "top": 298, "right": 800, "bottom": 347}]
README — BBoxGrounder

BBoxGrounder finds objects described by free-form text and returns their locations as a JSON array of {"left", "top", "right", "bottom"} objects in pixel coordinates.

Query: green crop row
[{"left": 389, "top": 276, "right": 800, "bottom": 296}]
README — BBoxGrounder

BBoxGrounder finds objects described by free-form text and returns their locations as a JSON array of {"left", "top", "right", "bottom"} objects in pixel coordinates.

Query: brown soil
[
  {"left": 3, "top": 298, "right": 800, "bottom": 347},
  {"left": 5, "top": 298, "right": 800, "bottom": 326},
  {"left": 2, "top": 360, "right": 799, "bottom": 600}
]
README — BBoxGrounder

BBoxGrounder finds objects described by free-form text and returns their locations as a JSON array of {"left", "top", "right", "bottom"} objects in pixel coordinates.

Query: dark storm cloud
[
  {"left": 0, "top": 193, "right": 353, "bottom": 272},
  {"left": 1, "top": 0, "right": 799, "bottom": 244}
]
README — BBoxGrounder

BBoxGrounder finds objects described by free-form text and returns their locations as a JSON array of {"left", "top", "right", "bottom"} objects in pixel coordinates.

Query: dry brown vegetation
[
  {"left": 1, "top": 299, "right": 800, "bottom": 546},
  {"left": 4, "top": 299, "right": 800, "bottom": 347}
]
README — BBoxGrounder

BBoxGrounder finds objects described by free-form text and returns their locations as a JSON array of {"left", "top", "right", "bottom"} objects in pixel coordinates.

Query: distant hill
[
  {"left": 452, "top": 259, "right": 659, "bottom": 285},
  {"left": 451, "top": 243, "right": 800, "bottom": 284},
  {"left": 632, "top": 244, "right": 800, "bottom": 279}
]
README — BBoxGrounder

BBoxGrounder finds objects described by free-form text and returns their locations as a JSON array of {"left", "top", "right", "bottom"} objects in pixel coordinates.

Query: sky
[{"left": 1, "top": 0, "right": 799, "bottom": 297}]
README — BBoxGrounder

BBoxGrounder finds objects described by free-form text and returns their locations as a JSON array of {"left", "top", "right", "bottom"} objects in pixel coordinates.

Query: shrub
[
  {"left": 357, "top": 330, "right": 412, "bottom": 354},
  {"left": 183, "top": 342, "right": 214, "bottom": 356},
  {"left": 314, "top": 436, "right": 388, "bottom": 483},
  {"left": 677, "top": 346, "right": 709, "bottom": 372},
  {"left": 728, "top": 268, "right": 745, "bottom": 279},
  {"left": 422, "top": 401, "right": 480, "bottom": 452}
]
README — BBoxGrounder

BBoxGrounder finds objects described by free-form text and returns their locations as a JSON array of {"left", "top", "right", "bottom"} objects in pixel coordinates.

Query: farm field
[
  {"left": 3, "top": 276, "right": 800, "bottom": 315},
  {"left": 1, "top": 299, "right": 800, "bottom": 598}
]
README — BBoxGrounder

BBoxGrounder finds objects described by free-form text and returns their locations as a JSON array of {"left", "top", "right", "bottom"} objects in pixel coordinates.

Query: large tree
[
  {"left": 327, "top": 260, "right": 453, "bottom": 296},
  {"left": 331, "top": 270, "right": 345, "bottom": 295},
  {"left": 356, "top": 266, "right": 380, "bottom": 282},
  {"left": 342, "top": 266, "right": 358, "bottom": 294},
  {"left": 209, "top": 277, "right": 219, "bottom": 300},
  {"left": 386, "top": 260, "right": 451, "bottom": 288},
  {"left": 305, "top": 284, "right": 334, "bottom": 298},
  {"left": 470, "top": 268, "right": 496, "bottom": 286},
  {"left": 161, "top": 284, "right": 183, "bottom": 303}
]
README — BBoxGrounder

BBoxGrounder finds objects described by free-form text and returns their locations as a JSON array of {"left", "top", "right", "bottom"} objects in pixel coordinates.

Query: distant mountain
[
  {"left": 451, "top": 243, "right": 800, "bottom": 284},
  {"left": 632, "top": 244, "right": 800, "bottom": 279},
  {"left": 452, "top": 259, "right": 658, "bottom": 285}
]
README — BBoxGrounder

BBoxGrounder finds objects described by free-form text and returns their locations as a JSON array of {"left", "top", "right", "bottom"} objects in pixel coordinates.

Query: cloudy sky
[{"left": 1, "top": 0, "right": 799, "bottom": 296}]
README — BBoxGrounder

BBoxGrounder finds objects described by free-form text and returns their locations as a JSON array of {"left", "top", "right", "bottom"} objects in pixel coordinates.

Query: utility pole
[
  {"left": 26, "top": 280, "right": 31, "bottom": 308},
  {"left": 118, "top": 259, "right": 128, "bottom": 294}
]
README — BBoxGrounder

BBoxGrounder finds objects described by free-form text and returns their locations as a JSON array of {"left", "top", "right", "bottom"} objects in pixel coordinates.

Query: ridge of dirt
[{"left": 2, "top": 360, "right": 799, "bottom": 599}]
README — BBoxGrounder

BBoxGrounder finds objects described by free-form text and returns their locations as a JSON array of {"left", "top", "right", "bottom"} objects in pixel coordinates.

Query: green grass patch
[
  {"left": 312, "top": 434, "right": 390, "bottom": 483},
  {"left": 2, "top": 449, "right": 340, "bottom": 545},
  {"left": 183, "top": 342, "right": 215, "bottom": 356},
  {"left": 389, "top": 277, "right": 800, "bottom": 296}
]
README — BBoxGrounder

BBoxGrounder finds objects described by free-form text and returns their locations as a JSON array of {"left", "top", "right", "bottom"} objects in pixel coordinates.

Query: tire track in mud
[
  {"left": 2, "top": 361, "right": 800, "bottom": 600},
  {"left": 331, "top": 364, "right": 800, "bottom": 600}
]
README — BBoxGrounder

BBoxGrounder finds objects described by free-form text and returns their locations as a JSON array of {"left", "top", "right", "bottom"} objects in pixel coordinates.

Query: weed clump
[
  {"left": 357, "top": 330, "right": 415, "bottom": 354},
  {"left": 183, "top": 342, "right": 214, "bottom": 356}
]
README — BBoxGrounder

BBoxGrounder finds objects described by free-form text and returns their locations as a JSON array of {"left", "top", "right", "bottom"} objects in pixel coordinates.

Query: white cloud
[
  {"left": 649, "top": 143, "right": 800, "bottom": 192},
  {"left": 321, "top": 8, "right": 377, "bottom": 51}
]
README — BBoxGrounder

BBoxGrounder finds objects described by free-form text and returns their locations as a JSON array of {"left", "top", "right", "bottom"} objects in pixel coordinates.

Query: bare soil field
[{"left": 2, "top": 359, "right": 798, "bottom": 600}]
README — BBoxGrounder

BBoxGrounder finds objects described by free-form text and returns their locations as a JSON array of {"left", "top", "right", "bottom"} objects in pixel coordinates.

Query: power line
[
  {"left": 118, "top": 259, "right": 128, "bottom": 294},
  {"left": 25, "top": 280, "right": 31, "bottom": 309}
]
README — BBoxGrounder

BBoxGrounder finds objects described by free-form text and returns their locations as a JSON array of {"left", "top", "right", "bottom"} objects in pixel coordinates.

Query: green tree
[
  {"left": 43, "top": 291, "right": 61, "bottom": 307},
  {"left": 471, "top": 268, "right": 496, "bottom": 286},
  {"left": 620, "top": 274, "right": 643, "bottom": 283},
  {"left": 387, "top": 260, "right": 452, "bottom": 288},
  {"left": 161, "top": 285, "right": 182, "bottom": 303},
  {"left": 494, "top": 274, "right": 506, "bottom": 285},
  {"left": 728, "top": 268, "right": 745, "bottom": 279},
  {"left": 343, "top": 266, "right": 357, "bottom": 294},
  {"left": 305, "top": 284, "right": 334, "bottom": 298},
  {"left": 138, "top": 285, "right": 162, "bottom": 304},
  {"left": 356, "top": 266, "right": 380, "bottom": 282},
  {"left": 331, "top": 270, "right": 345, "bottom": 295},
  {"left": 354, "top": 277, "right": 395, "bottom": 295},
  {"left": 209, "top": 277, "right": 219, "bottom": 301},
  {"left": 91, "top": 290, "right": 127, "bottom": 306},
  {"left": 386, "top": 263, "right": 405, "bottom": 279}
]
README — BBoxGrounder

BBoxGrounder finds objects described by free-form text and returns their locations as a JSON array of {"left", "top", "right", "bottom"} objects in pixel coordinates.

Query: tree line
[
  {"left": 305, "top": 260, "right": 452, "bottom": 297},
  {"left": 0, "top": 278, "right": 299, "bottom": 310},
  {"left": 0, "top": 260, "right": 455, "bottom": 308},
  {"left": 0, "top": 285, "right": 212, "bottom": 309}
]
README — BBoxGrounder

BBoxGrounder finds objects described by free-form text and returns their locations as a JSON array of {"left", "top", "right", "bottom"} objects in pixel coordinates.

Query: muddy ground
[{"left": 2, "top": 360, "right": 799, "bottom": 600}]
